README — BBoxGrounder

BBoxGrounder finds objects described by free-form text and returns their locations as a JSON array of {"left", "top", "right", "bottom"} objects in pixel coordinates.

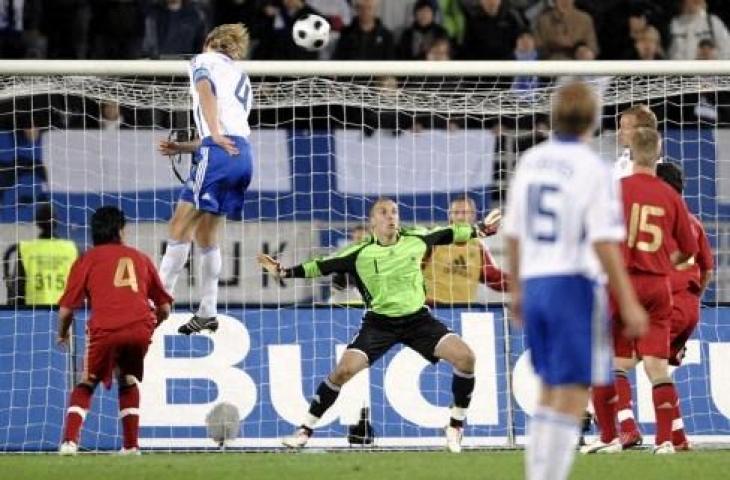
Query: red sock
[
  {"left": 63, "top": 384, "right": 94, "bottom": 444},
  {"left": 592, "top": 384, "right": 618, "bottom": 443},
  {"left": 614, "top": 372, "right": 638, "bottom": 434},
  {"left": 672, "top": 404, "right": 688, "bottom": 446},
  {"left": 652, "top": 383, "right": 678, "bottom": 445},
  {"left": 119, "top": 384, "right": 140, "bottom": 449}
]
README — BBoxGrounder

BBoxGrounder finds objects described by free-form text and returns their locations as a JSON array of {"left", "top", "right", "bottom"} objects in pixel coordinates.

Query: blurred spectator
[
  {"left": 533, "top": 0, "right": 598, "bottom": 60},
  {"left": 461, "top": 0, "right": 524, "bottom": 60},
  {"left": 143, "top": 0, "right": 207, "bottom": 59},
  {"left": 333, "top": 0, "right": 395, "bottom": 60},
  {"left": 0, "top": 0, "right": 38, "bottom": 58},
  {"left": 378, "top": 0, "right": 418, "bottom": 42},
  {"left": 327, "top": 224, "right": 368, "bottom": 305},
  {"left": 512, "top": 30, "right": 539, "bottom": 95},
  {"left": 3, "top": 203, "right": 78, "bottom": 306},
  {"left": 34, "top": 0, "right": 90, "bottom": 59},
  {"left": 573, "top": 41, "right": 595, "bottom": 60},
  {"left": 438, "top": 0, "right": 466, "bottom": 45},
  {"left": 423, "top": 196, "right": 507, "bottom": 304},
  {"left": 254, "top": 0, "right": 321, "bottom": 59},
  {"left": 307, "top": 0, "right": 351, "bottom": 31},
  {"left": 697, "top": 36, "right": 718, "bottom": 60},
  {"left": 0, "top": 128, "right": 48, "bottom": 207},
  {"left": 670, "top": 0, "right": 730, "bottom": 60},
  {"left": 630, "top": 25, "right": 664, "bottom": 60},
  {"left": 89, "top": 0, "right": 146, "bottom": 59},
  {"left": 398, "top": 0, "right": 448, "bottom": 60},
  {"left": 426, "top": 33, "right": 451, "bottom": 60}
]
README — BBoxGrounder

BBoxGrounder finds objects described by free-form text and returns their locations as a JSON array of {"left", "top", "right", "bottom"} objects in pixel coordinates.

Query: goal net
[{"left": 0, "top": 61, "right": 729, "bottom": 451}]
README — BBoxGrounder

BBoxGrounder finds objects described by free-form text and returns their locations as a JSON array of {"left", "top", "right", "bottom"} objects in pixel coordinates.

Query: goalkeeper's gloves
[
  {"left": 475, "top": 208, "right": 502, "bottom": 237},
  {"left": 257, "top": 253, "right": 285, "bottom": 279}
]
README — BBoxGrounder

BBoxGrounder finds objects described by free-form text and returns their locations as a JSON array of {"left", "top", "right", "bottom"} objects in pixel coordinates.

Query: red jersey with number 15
[
  {"left": 59, "top": 243, "right": 173, "bottom": 333},
  {"left": 620, "top": 173, "right": 698, "bottom": 275}
]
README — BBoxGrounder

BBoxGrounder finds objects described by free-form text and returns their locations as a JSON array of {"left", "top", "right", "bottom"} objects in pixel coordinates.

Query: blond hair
[
  {"left": 630, "top": 127, "right": 661, "bottom": 167},
  {"left": 204, "top": 23, "right": 250, "bottom": 60},
  {"left": 621, "top": 104, "right": 658, "bottom": 130},
  {"left": 551, "top": 81, "right": 598, "bottom": 136}
]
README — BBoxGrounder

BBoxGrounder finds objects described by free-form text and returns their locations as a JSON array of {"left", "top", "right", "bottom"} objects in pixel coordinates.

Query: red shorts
[
  {"left": 84, "top": 324, "right": 153, "bottom": 389},
  {"left": 668, "top": 290, "right": 701, "bottom": 366},
  {"left": 612, "top": 273, "right": 672, "bottom": 359}
]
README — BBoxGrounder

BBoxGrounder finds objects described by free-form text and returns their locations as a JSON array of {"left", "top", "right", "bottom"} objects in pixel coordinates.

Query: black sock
[
  {"left": 452, "top": 369, "right": 475, "bottom": 410},
  {"left": 308, "top": 377, "right": 341, "bottom": 419}
]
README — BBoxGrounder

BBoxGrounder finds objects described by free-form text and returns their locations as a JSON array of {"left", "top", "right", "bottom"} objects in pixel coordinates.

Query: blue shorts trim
[
  {"left": 179, "top": 136, "right": 253, "bottom": 219},
  {"left": 523, "top": 275, "right": 612, "bottom": 387}
]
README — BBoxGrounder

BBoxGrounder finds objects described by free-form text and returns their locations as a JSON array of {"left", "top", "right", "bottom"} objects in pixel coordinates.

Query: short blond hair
[
  {"left": 630, "top": 127, "right": 661, "bottom": 167},
  {"left": 621, "top": 104, "right": 657, "bottom": 130},
  {"left": 204, "top": 23, "right": 250, "bottom": 60},
  {"left": 551, "top": 81, "right": 598, "bottom": 136}
]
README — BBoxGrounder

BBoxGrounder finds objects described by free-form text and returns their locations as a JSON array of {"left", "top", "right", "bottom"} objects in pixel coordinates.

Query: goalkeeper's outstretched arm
[{"left": 257, "top": 243, "right": 363, "bottom": 281}]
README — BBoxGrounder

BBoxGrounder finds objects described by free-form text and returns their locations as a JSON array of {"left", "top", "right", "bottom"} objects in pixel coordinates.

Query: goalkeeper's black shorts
[{"left": 347, "top": 307, "right": 453, "bottom": 365}]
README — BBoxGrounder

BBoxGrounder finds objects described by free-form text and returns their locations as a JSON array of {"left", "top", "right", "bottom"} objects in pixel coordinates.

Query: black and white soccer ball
[
  {"left": 292, "top": 14, "right": 331, "bottom": 51},
  {"left": 205, "top": 402, "right": 240, "bottom": 447}
]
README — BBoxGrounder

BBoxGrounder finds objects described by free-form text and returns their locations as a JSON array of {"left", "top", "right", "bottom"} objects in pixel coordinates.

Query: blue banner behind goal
[{"left": 1, "top": 306, "right": 730, "bottom": 451}]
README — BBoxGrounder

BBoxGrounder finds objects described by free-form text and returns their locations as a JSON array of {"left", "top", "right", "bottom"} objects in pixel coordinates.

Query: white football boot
[
  {"left": 58, "top": 441, "right": 78, "bottom": 456},
  {"left": 579, "top": 437, "right": 622, "bottom": 454}
]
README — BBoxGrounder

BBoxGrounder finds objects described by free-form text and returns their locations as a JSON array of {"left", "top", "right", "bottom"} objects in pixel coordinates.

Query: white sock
[
  {"left": 158, "top": 240, "right": 191, "bottom": 294},
  {"left": 197, "top": 245, "right": 221, "bottom": 318},
  {"left": 542, "top": 410, "right": 581, "bottom": 480},
  {"left": 526, "top": 406, "right": 550, "bottom": 480}
]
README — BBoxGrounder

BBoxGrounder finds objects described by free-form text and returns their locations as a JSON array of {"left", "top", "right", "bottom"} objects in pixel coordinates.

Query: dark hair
[
  {"left": 368, "top": 197, "right": 397, "bottom": 219},
  {"left": 35, "top": 202, "right": 58, "bottom": 239},
  {"left": 656, "top": 162, "right": 684, "bottom": 195},
  {"left": 91, "top": 206, "right": 126, "bottom": 246},
  {"left": 414, "top": 0, "right": 434, "bottom": 13}
]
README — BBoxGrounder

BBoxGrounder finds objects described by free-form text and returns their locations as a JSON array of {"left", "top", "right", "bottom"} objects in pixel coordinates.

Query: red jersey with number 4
[
  {"left": 669, "top": 214, "right": 714, "bottom": 294},
  {"left": 59, "top": 243, "right": 172, "bottom": 333},
  {"left": 620, "top": 173, "right": 698, "bottom": 275}
]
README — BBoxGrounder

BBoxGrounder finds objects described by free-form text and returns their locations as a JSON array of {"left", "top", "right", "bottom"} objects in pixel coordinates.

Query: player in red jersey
[
  {"left": 57, "top": 206, "right": 173, "bottom": 456},
  {"left": 655, "top": 162, "right": 714, "bottom": 449},
  {"left": 583, "top": 128, "right": 698, "bottom": 455}
]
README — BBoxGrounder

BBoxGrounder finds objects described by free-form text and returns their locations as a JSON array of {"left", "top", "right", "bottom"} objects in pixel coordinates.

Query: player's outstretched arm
[
  {"left": 195, "top": 79, "right": 239, "bottom": 156},
  {"left": 593, "top": 241, "right": 648, "bottom": 338},
  {"left": 257, "top": 246, "right": 359, "bottom": 283}
]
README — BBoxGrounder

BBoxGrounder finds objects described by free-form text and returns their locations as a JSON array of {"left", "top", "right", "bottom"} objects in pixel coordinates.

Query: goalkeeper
[{"left": 258, "top": 197, "right": 497, "bottom": 453}]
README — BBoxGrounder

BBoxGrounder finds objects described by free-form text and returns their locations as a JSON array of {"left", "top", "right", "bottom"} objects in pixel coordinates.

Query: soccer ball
[
  {"left": 292, "top": 14, "right": 330, "bottom": 51},
  {"left": 205, "top": 402, "right": 240, "bottom": 447}
]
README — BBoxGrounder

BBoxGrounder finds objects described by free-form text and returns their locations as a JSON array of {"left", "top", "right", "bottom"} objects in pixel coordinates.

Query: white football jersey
[
  {"left": 614, "top": 147, "right": 664, "bottom": 180},
  {"left": 503, "top": 138, "right": 625, "bottom": 280},
  {"left": 614, "top": 147, "right": 633, "bottom": 180},
  {"left": 189, "top": 52, "right": 252, "bottom": 138}
]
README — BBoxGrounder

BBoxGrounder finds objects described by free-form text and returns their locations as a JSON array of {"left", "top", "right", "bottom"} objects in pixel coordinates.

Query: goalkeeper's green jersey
[{"left": 291, "top": 224, "right": 476, "bottom": 318}]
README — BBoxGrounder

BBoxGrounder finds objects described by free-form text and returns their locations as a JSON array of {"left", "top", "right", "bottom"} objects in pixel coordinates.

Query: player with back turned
[
  {"left": 57, "top": 206, "right": 173, "bottom": 456},
  {"left": 258, "top": 197, "right": 498, "bottom": 453},
  {"left": 504, "top": 81, "right": 647, "bottom": 480},
  {"left": 157, "top": 23, "right": 254, "bottom": 335},
  {"left": 585, "top": 128, "right": 698, "bottom": 455}
]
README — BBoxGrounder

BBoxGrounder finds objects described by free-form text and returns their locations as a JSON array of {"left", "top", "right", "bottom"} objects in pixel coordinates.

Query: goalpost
[{"left": 0, "top": 60, "right": 729, "bottom": 451}]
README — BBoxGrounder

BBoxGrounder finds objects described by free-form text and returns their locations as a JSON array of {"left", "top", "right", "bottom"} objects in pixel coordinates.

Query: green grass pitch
[{"left": 2, "top": 450, "right": 730, "bottom": 480}]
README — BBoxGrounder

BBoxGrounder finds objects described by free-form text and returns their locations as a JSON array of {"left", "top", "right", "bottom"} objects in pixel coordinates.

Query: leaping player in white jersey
[
  {"left": 504, "top": 81, "right": 647, "bottom": 480},
  {"left": 614, "top": 104, "right": 659, "bottom": 179},
  {"left": 157, "top": 24, "right": 254, "bottom": 334}
]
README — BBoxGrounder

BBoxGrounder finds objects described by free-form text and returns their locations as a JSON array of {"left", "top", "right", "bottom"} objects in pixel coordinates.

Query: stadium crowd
[{"left": 2, "top": 0, "right": 729, "bottom": 62}]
